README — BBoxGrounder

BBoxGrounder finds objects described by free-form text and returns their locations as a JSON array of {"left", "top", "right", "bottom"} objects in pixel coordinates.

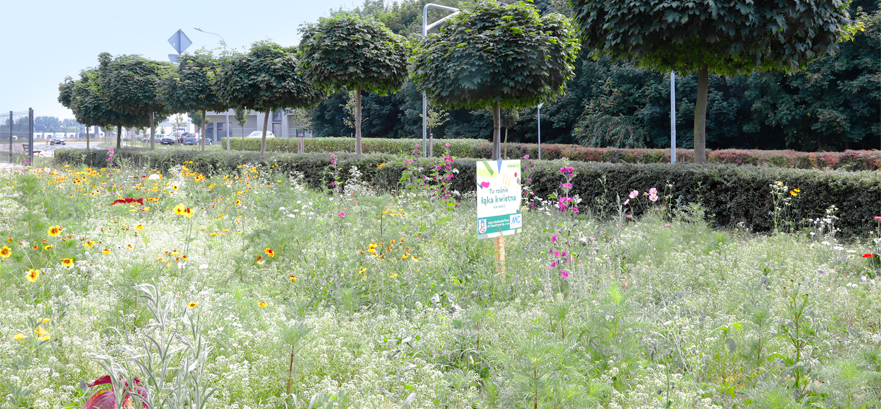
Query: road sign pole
[
  {"left": 8, "top": 111, "right": 12, "bottom": 163},
  {"left": 28, "top": 108, "right": 34, "bottom": 166}
]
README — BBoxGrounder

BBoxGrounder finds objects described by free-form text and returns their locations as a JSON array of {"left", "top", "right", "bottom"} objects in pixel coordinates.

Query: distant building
[{"left": 205, "top": 109, "right": 311, "bottom": 140}]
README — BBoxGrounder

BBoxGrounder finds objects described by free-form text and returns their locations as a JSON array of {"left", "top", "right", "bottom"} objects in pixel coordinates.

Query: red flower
[
  {"left": 864, "top": 253, "right": 875, "bottom": 258},
  {"left": 110, "top": 198, "right": 144, "bottom": 206},
  {"left": 84, "top": 375, "right": 150, "bottom": 409}
]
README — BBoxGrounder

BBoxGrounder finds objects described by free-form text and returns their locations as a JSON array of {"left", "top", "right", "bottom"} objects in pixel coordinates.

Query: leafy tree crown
[
  {"left": 59, "top": 69, "right": 147, "bottom": 128},
  {"left": 98, "top": 53, "right": 173, "bottom": 116},
  {"left": 569, "top": 0, "right": 858, "bottom": 74},
  {"left": 412, "top": 1, "right": 580, "bottom": 110},
  {"left": 213, "top": 41, "right": 324, "bottom": 112},
  {"left": 298, "top": 13, "right": 411, "bottom": 95},
  {"left": 161, "top": 50, "right": 227, "bottom": 114}
]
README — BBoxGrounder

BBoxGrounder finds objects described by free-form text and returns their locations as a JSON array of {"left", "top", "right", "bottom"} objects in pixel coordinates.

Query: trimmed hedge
[
  {"left": 55, "top": 148, "right": 881, "bottom": 238},
  {"left": 224, "top": 137, "right": 881, "bottom": 171}
]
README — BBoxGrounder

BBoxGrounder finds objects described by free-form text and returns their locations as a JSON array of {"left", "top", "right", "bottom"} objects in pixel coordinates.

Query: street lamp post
[
  {"left": 194, "top": 28, "right": 231, "bottom": 150},
  {"left": 537, "top": 103, "right": 543, "bottom": 160},
  {"left": 422, "top": 4, "right": 459, "bottom": 158}
]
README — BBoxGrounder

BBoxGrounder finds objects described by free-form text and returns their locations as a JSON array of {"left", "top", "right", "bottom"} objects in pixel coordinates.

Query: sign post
[{"left": 477, "top": 160, "right": 522, "bottom": 272}]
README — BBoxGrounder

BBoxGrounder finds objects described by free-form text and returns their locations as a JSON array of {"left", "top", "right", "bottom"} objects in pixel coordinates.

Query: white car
[{"left": 246, "top": 131, "right": 275, "bottom": 138}]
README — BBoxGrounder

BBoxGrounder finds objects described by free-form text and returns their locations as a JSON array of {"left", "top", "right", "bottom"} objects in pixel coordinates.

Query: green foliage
[
  {"left": 54, "top": 147, "right": 881, "bottom": 238},
  {"left": 58, "top": 69, "right": 148, "bottom": 130},
  {"left": 161, "top": 50, "right": 227, "bottom": 115},
  {"left": 412, "top": 1, "right": 580, "bottom": 110},
  {"left": 220, "top": 137, "right": 881, "bottom": 170},
  {"left": 213, "top": 41, "right": 324, "bottom": 114},
  {"left": 98, "top": 52, "right": 172, "bottom": 117},
  {"left": 298, "top": 13, "right": 411, "bottom": 96},
  {"left": 569, "top": 0, "right": 857, "bottom": 75}
]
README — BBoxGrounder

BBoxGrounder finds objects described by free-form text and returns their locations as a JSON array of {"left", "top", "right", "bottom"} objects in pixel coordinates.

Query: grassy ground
[{"left": 0, "top": 161, "right": 879, "bottom": 408}]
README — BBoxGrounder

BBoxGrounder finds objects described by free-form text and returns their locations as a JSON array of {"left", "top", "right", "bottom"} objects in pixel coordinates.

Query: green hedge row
[
  {"left": 224, "top": 137, "right": 881, "bottom": 171},
  {"left": 54, "top": 148, "right": 881, "bottom": 238}
]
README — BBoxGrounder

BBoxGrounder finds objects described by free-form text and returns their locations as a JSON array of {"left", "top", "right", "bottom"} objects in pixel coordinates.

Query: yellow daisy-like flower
[
  {"left": 258, "top": 301, "right": 267, "bottom": 308},
  {"left": 14, "top": 333, "right": 27, "bottom": 341},
  {"left": 47, "top": 225, "right": 63, "bottom": 237},
  {"left": 182, "top": 207, "right": 193, "bottom": 218},
  {"left": 38, "top": 334, "right": 50, "bottom": 341},
  {"left": 256, "top": 256, "right": 264, "bottom": 265},
  {"left": 411, "top": 256, "right": 418, "bottom": 262},
  {"left": 188, "top": 302, "right": 198, "bottom": 308},
  {"left": 26, "top": 268, "right": 40, "bottom": 282},
  {"left": 390, "top": 272, "right": 398, "bottom": 278},
  {"left": 289, "top": 275, "right": 296, "bottom": 282},
  {"left": 40, "top": 318, "right": 50, "bottom": 323},
  {"left": 126, "top": 244, "right": 134, "bottom": 249},
  {"left": 44, "top": 245, "right": 53, "bottom": 251},
  {"left": 61, "top": 258, "right": 74, "bottom": 267},
  {"left": 790, "top": 190, "right": 798, "bottom": 197},
  {"left": 0, "top": 246, "right": 11, "bottom": 258},
  {"left": 264, "top": 248, "right": 275, "bottom": 257},
  {"left": 135, "top": 224, "right": 144, "bottom": 230},
  {"left": 173, "top": 203, "right": 186, "bottom": 215},
  {"left": 358, "top": 268, "right": 367, "bottom": 274},
  {"left": 102, "top": 248, "right": 111, "bottom": 254},
  {"left": 36, "top": 326, "right": 48, "bottom": 336},
  {"left": 84, "top": 241, "right": 95, "bottom": 248}
]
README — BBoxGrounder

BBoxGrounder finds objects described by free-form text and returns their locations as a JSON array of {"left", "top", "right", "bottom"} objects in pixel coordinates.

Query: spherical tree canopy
[
  {"left": 161, "top": 50, "right": 227, "bottom": 114},
  {"left": 61, "top": 68, "right": 147, "bottom": 128},
  {"left": 99, "top": 53, "right": 173, "bottom": 116},
  {"left": 213, "top": 41, "right": 324, "bottom": 112},
  {"left": 412, "top": 1, "right": 580, "bottom": 111},
  {"left": 298, "top": 13, "right": 411, "bottom": 95},
  {"left": 570, "top": 0, "right": 856, "bottom": 74}
]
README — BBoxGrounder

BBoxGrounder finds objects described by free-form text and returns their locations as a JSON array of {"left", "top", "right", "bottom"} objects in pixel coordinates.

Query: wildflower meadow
[{"left": 1, "top": 155, "right": 880, "bottom": 409}]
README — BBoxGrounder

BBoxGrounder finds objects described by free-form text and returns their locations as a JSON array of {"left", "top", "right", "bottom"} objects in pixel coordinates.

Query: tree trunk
[
  {"left": 492, "top": 103, "right": 500, "bottom": 161},
  {"left": 86, "top": 126, "right": 90, "bottom": 152},
  {"left": 150, "top": 113, "right": 155, "bottom": 151},
  {"left": 299, "top": 132, "right": 304, "bottom": 153},
  {"left": 693, "top": 65, "right": 709, "bottom": 164},
  {"left": 201, "top": 110, "right": 206, "bottom": 152},
  {"left": 241, "top": 125, "right": 245, "bottom": 147},
  {"left": 260, "top": 110, "right": 269, "bottom": 157},
  {"left": 504, "top": 127, "right": 509, "bottom": 159},
  {"left": 355, "top": 84, "right": 362, "bottom": 156},
  {"left": 117, "top": 125, "right": 121, "bottom": 149}
]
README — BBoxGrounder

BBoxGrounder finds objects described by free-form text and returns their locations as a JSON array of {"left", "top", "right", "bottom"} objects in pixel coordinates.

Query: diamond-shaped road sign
[{"left": 168, "top": 29, "right": 192, "bottom": 56}]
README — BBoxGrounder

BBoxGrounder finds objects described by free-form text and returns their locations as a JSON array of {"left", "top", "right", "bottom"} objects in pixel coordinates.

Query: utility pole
[{"left": 422, "top": 4, "right": 460, "bottom": 158}]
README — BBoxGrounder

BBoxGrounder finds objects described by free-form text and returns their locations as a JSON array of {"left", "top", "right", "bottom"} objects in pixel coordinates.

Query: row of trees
[
  {"left": 60, "top": 0, "right": 867, "bottom": 160},
  {"left": 310, "top": 0, "right": 878, "bottom": 153}
]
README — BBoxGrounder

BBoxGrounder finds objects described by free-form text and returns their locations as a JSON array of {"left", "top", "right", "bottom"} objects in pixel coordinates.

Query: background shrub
[
  {"left": 221, "top": 137, "right": 880, "bottom": 170},
  {"left": 55, "top": 148, "right": 881, "bottom": 238}
]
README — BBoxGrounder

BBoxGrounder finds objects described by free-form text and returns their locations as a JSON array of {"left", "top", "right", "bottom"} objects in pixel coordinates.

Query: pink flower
[
  {"left": 444, "top": 143, "right": 450, "bottom": 147},
  {"left": 875, "top": 216, "right": 881, "bottom": 221},
  {"left": 626, "top": 215, "right": 632, "bottom": 219},
  {"left": 551, "top": 234, "right": 558, "bottom": 243},
  {"left": 623, "top": 199, "right": 630, "bottom": 206},
  {"left": 523, "top": 154, "right": 530, "bottom": 159},
  {"left": 338, "top": 212, "right": 346, "bottom": 217},
  {"left": 551, "top": 261, "right": 557, "bottom": 267},
  {"left": 629, "top": 190, "right": 639, "bottom": 199},
  {"left": 83, "top": 375, "right": 150, "bottom": 409},
  {"left": 664, "top": 223, "right": 671, "bottom": 227},
  {"left": 649, "top": 187, "right": 658, "bottom": 195},
  {"left": 330, "top": 154, "right": 335, "bottom": 159},
  {"left": 559, "top": 271, "right": 569, "bottom": 279},
  {"left": 649, "top": 193, "right": 659, "bottom": 202}
]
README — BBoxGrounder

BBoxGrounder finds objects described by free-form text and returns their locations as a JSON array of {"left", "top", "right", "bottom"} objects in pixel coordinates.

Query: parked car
[
  {"left": 159, "top": 134, "right": 177, "bottom": 145},
  {"left": 49, "top": 136, "right": 66, "bottom": 145},
  {"left": 141, "top": 134, "right": 164, "bottom": 143},
  {"left": 246, "top": 131, "right": 275, "bottom": 138},
  {"left": 182, "top": 133, "right": 207, "bottom": 145}
]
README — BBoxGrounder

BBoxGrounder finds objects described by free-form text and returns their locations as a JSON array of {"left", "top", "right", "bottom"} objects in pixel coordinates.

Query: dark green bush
[
  {"left": 222, "top": 137, "right": 881, "bottom": 170},
  {"left": 54, "top": 148, "right": 881, "bottom": 238}
]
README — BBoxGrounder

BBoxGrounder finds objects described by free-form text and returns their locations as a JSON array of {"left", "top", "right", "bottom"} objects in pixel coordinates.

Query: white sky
[{"left": 0, "top": 0, "right": 361, "bottom": 119}]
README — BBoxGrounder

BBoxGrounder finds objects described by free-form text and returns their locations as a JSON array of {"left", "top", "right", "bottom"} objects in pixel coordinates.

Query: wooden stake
[{"left": 494, "top": 235, "right": 506, "bottom": 273}]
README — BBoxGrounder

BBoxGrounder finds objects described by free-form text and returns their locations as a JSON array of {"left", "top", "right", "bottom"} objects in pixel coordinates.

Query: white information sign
[{"left": 476, "top": 160, "right": 522, "bottom": 239}]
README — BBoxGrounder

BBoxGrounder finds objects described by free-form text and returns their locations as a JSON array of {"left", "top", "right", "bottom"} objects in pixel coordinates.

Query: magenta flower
[
  {"left": 83, "top": 375, "right": 150, "bottom": 409},
  {"left": 338, "top": 212, "right": 346, "bottom": 217},
  {"left": 559, "top": 271, "right": 569, "bottom": 279},
  {"left": 875, "top": 216, "right": 881, "bottom": 221},
  {"left": 552, "top": 234, "right": 558, "bottom": 243},
  {"left": 664, "top": 223, "right": 671, "bottom": 227},
  {"left": 523, "top": 154, "right": 530, "bottom": 159}
]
